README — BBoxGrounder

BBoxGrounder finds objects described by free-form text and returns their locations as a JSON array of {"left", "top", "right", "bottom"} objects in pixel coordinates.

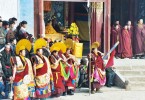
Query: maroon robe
[
  {"left": 64, "top": 53, "right": 76, "bottom": 89},
  {"left": 49, "top": 55, "right": 65, "bottom": 96},
  {"left": 134, "top": 24, "right": 145, "bottom": 55},
  {"left": 88, "top": 52, "right": 106, "bottom": 91},
  {"left": 122, "top": 29, "right": 132, "bottom": 58},
  {"left": 128, "top": 26, "right": 134, "bottom": 54},
  {"left": 111, "top": 28, "right": 123, "bottom": 57}
]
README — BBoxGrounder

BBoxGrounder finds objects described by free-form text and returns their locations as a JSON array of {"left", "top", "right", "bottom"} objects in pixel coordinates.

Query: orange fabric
[{"left": 44, "top": 1, "right": 51, "bottom": 12}]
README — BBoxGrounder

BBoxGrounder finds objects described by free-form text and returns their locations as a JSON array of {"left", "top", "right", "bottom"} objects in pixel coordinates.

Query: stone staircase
[{"left": 114, "top": 59, "right": 145, "bottom": 91}]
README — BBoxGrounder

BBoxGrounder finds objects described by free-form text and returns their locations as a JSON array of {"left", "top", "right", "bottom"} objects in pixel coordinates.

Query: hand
[
  {"left": 10, "top": 77, "right": 14, "bottom": 83},
  {"left": 88, "top": 53, "right": 91, "bottom": 58},
  {"left": 58, "top": 58, "right": 62, "bottom": 61},
  {"left": 1, "top": 91, "right": 5, "bottom": 96}
]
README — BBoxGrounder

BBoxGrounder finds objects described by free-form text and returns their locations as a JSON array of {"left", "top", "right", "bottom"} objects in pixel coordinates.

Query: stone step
[
  {"left": 119, "top": 70, "right": 145, "bottom": 76},
  {"left": 100, "top": 86, "right": 125, "bottom": 92},
  {"left": 115, "top": 65, "right": 145, "bottom": 70},
  {"left": 124, "top": 76, "right": 145, "bottom": 82},
  {"left": 127, "top": 82, "right": 145, "bottom": 91}
]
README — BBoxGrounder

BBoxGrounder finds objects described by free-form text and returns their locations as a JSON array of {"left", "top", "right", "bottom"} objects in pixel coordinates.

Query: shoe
[
  {"left": 91, "top": 90, "right": 95, "bottom": 94},
  {"left": 62, "top": 91, "right": 67, "bottom": 96},
  {"left": 96, "top": 90, "right": 103, "bottom": 93},
  {"left": 106, "top": 84, "right": 112, "bottom": 88},
  {"left": 67, "top": 89, "right": 74, "bottom": 95}
]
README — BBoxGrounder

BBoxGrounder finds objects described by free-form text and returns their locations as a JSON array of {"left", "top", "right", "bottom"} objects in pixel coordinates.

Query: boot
[
  {"left": 62, "top": 91, "right": 67, "bottom": 96},
  {"left": 67, "top": 89, "right": 74, "bottom": 95}
]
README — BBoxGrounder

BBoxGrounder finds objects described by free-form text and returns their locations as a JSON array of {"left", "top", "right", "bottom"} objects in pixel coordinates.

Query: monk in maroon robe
[
  {"left": 112, "top": 21, "right": 122, "bottom": 31},
  {"left": 134, "top": 19, "right": 145, "bottom": 56},
  {"left": 122, "top": 25, "right": 132, "bottom": 58},
  {"left": 111, "top": 24, "right": 123, "bottom": 58},
  {"left": 127, "top": 21, "right": 134, "bottom": 55},
  {"left": 88, "top": 42, "right": 106, "bottom": 94}
]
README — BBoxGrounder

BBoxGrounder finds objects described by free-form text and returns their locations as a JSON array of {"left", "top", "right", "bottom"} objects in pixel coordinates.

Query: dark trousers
[{"left": 106, "top": 68, "right": 116, "bottom": 86}]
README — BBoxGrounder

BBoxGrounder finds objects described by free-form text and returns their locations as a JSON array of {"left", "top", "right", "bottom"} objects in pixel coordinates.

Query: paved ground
[{"left": 48, "top": 88, "right": 145, "bottom": 100}]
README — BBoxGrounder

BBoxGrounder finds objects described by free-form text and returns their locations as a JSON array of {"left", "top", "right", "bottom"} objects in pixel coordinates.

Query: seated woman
[{"left": 88, "top": 42, "right": 106, "bottom": 94}]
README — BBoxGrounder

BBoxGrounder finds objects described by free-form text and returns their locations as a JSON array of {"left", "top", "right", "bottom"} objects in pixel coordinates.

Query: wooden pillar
[
  {"left": 68, "top": 2, "right": 75, "bottom": 26},
  {"left": 34, "top": 0, "right": 38, "bottom": 37},
  {"left": 34, "top": 0, "right": 43, "bottom": 38},
  {"left": 104, "top": 0, "right": 111, "bottom": 56}
]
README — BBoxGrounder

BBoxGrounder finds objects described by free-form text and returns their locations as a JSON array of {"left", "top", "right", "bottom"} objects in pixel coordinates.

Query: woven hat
[
  {"left": 34, "top": 38, "right": 47, "bottom": 54},
  {"left": 91, "top": 42, "right": 100, "bottom": 49},
  {"left": 64, "top": 39, "right": 74, "bottom": 49},
  {"left": 16, "top": 39, "right": 31, "bottom": 55},
  {"left": 50, "top": 42, "right": 66, "bottom": 53}
]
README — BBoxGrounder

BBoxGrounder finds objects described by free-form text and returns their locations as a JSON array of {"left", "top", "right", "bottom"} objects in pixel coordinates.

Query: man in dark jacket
[{"left": 1, "top": 44, "right": 13, "bottom": 96}]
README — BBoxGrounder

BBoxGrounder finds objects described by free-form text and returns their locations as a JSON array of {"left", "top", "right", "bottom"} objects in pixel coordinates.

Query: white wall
[{"left": 0, "top": 0, "right": 18, "bottom": 21}]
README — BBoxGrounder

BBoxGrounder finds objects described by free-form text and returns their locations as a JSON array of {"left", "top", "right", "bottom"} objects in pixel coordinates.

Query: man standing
[
  {"left": 134, "top": 19, "right": 145, "bottom": 58},
  {"left": 1, "top": 44, "right": 13, "bottom": 97},
  {"left": 122, "top": 25, "right": 132, "bottom": 58},
  {"left": 111, "top": 24, "right": 123, "bottom": 58},
  {"left": 127, "top": 21, "right": 134, "bottom": 55}
]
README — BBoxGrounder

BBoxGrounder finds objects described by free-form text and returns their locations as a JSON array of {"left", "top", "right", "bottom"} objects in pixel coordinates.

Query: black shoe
[
  {"left": 67, "top": 89, "right": 74, "bottom": 95},
  {"left": 106, "top": 84, "right": 112, "bottom": 88},
  {"left": 91, "top": 90, "right": 95, "bottom": 94},
  {"left": 63, "top": 91, "right": 67, "bottom": 96}
]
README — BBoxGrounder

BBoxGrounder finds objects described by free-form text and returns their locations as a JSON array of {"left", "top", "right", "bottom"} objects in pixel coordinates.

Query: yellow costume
[
  {"left": 45, "top": 24, "right": 57, "bottom": 34},
  {"left": 11, "top": 39, "right": 35, "bottom": 100}
]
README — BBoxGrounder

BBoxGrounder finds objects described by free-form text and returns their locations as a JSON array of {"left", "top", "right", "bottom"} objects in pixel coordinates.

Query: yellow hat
[
  {"left": 16, "top": 39, "right": 32, "bottom": 55},
  {"left": 50, "top": 42, "right": 66, "bottom": 53},
  {"left": 50, "top": 46, "right": 60, "bottom": 52},
  {"left": 34, "top": 38, "right": 47, "bottom": 54},
  {"left": 64, "top": 39, "right": 74, "bottom": 49},
  {"left": 91, "top": 42, "right": 100, "bottom": 49}
]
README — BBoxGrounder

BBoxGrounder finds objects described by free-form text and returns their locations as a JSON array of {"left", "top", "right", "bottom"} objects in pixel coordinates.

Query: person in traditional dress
[
  {"left": 127, "top": 21, "right": 134, "bottom": 56},
  {"left": 49, "top": 42, "right": 70, "bottom": 96},
  {"left": 121, "top": 25, "right": 132, "bottom": 58},
  {"left": 111, "top": 24, "right": 123, "bottom": 58},
  {"left": 32, "top": 38, "right": 53, "bottom": 99},
  {"left": 45, "top": 20, "right": 58, "bottom": 34},
  {"left": 63, "top": 48, "right": 79, "bottom": 95},
  {"left": 10, "top": 39, "right": 35, "bottom": 100},
  {"left": 88, "top": 42, "right": 106, "bottom": 94},
  {"left": 134, "top": 19, "right": 145, "bottom": 58},
  {"left": 49, "top": 46, "right": 65, "bottom": 97}
]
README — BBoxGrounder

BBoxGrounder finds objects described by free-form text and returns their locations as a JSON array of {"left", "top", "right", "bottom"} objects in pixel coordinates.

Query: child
[
  {"left": 78, "top": 58, "right": 88, "bottom": 88},
  {"left": 0, "top": 72, "right": 8, "bottom": 99}
]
